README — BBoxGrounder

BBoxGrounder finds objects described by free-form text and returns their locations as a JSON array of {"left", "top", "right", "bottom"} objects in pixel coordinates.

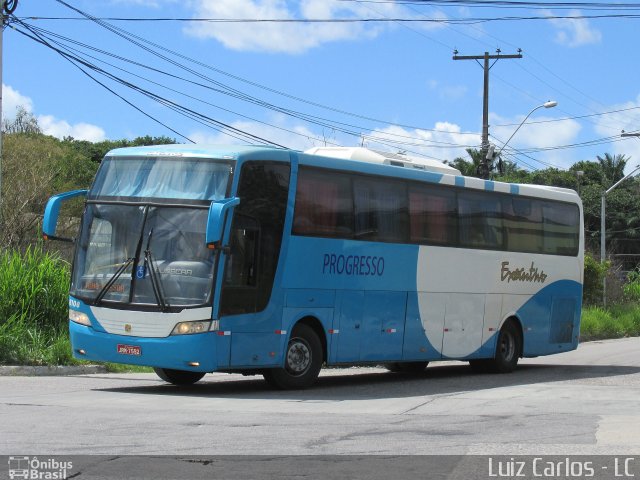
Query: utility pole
[
  {"left": 453, "top": 49, "right": 522, "bottom": 179},
  {"left": 1, "top": 1, "right": 17, "bottom": 230}
]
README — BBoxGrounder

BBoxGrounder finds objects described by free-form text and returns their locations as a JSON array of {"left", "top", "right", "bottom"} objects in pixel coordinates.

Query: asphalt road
[{"left": 1, "top": 337, "right": 639, "bottom": 456}]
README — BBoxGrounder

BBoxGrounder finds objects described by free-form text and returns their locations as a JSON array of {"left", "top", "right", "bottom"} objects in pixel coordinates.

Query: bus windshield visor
[
  {"left": 71, "top": 204, "right": 216, "bottom": 308},
  {"left": 89, "top": 156, "right": 231, "bottom": 201}
]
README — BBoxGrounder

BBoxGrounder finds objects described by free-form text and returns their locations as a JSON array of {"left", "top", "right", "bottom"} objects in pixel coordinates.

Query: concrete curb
[{"left": 0, "top": 365, "right": 108, "bottom": 376}]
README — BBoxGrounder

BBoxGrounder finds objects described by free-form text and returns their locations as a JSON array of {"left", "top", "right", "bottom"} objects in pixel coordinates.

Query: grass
[
  {"left": 0, "top": 247, "right": 73, "bottom": 365},
  {"left": 580, "top": 304, "right": 640, "bottom": 341},
  {"left": 0, "top": 247, "right": 150, "bottom": 372},
  {"left": 0, "top": 311, "right": 78, "bottom": 366}
]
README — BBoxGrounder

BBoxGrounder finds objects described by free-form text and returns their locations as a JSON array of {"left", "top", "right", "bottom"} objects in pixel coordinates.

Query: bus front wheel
[
  {"left": 154, "top": 367, "right": 205, "bottom": 385},
  {"left": 487, "top": 321, "right": 522, "bottom": 373},
  {"left": 263, "top": 324, "right": 322, "bottom": 389}
]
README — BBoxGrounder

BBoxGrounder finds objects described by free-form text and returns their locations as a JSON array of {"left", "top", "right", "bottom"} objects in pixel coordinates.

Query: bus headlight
[
  {"left": 69, "top": 309, "right": 91, "bottom": 326},
  {"left": 171, "top": 321, "right": 212, "bottom": 335}
]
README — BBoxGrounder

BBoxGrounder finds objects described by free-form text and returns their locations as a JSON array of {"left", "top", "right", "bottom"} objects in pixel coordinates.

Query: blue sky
[{"left": 4, "top": 0, "right": 640, "bottom": 173}]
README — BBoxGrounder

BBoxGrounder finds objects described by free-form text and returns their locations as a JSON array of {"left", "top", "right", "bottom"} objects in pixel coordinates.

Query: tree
[
  {"left": 63, "top": 135, "right": 176, "bottom": 163},
  {"left": 1, "top": 129, "right": 97, "bottom": 251},
  {"left": 569, "top": 161, "right": 603, "bottom": 187},
  {"left": 2, "top": 107, "right": 41, "bottom": 135},
  {"left": 447, "top": 148, "right": 484, "bottom": 177},
  {"left": 597, "top": 153, "right": 628, "bottom": 188}
]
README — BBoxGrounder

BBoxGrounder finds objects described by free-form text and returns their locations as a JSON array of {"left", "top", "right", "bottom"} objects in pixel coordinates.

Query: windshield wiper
[
  {"left": 144, "top": 228, "right": 170, "bottom": 312},
  {"left": 94, "top": 257, "right": 135, "bottom": 305}
]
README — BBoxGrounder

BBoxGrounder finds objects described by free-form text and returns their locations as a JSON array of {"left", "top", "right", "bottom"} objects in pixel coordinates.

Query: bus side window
[
  {"left": 293, "top": 168, "right": 353, "bottom": 238},
  {"left": 542, "top": 202, "right": 579, "bottom": 256},
  {"left": 458, "top": 191, "right": 504, "bottom": 249},
  {"left": 353, "top": 177, "right": 408, "bottom": 243},
  {"left": 408, "top": 185, "right": 457, "bottom": 245},
  {"left": 503, "top": 198, "right": 543, "bottom": 254}
]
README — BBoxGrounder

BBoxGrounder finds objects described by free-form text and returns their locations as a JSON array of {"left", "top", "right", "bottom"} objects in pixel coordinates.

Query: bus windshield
[
  {"left": 70, "top": 155, "right": 233, "bottom": 309},
  {"left": 71, "top": 204, "right": 216, "bottom": 309}
]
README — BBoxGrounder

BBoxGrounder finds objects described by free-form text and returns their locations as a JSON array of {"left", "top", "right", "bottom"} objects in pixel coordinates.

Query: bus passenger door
[
  {"left": 220, "top": 214, "right": 260, "bottom": 315},
  {"left": 219, "top": 161, "right": 290, "bottom": 321},
  {"left": 335, "top": 290, "right": 364, "bottom": 362}
]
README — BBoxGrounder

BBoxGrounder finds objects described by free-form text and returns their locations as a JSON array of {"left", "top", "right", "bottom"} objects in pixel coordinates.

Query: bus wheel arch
[
  {"left": 294, "top": 316, "right": 328, "bottom": 363},
  {"left": 263, "top": 318, "right": 325, "bottom": 389},
  {"left": 489, "top": 317, "right": 523, "bottom": 373}
]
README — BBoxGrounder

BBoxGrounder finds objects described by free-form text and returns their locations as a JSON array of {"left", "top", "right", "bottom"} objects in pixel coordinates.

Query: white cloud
[
  {"left": 366, "top": 122, "right": 481, "bottom": 163},
  {"left": 2, "top": 84, "right": 107, "bottom": 141},
  {"left": 547, "top": 10, "right": 602, "bottom": 47},
  {"left": 184, "top": 0, "right": 426, "bottom": 53},
  {"left": 592, "top": 94, "right": 640, "bottom": 174},
  {"left": 2, "top": 84, "right": 34, "bottom": 116},
  {"left": 189, "top": 118, "right": 328, "bottom": 151},
  {"left": 188, "top": 115, "right": 479, "bottom": 166},
  {"left": 37, "top": 115, "right": 107, "bottom": 142},
  {"left": 490, "top": 112, "right": 582, "bottom": 169}
]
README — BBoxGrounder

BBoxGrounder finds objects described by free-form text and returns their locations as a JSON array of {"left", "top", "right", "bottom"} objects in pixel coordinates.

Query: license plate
[{"left": 117, "top": 344, "right": 141, "bottom": 356}]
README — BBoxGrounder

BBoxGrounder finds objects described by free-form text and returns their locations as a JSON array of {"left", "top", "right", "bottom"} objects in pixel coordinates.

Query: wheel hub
[{"left": 287, "top": 340, "right": 311, "bottom": 374}]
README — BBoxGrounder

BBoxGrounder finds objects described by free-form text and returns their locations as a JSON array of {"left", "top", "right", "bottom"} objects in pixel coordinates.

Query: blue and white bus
[{"left": 43, "top": 144, "right": 583, "bottom": 389}]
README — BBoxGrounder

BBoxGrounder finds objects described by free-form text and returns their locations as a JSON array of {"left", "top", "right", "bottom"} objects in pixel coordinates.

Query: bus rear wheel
[
  {"left": 263, "top": 324, "right": 322, "bottom": 390},
  {"left": 384, "top": 361, "right": 429, "bottom": 373},
  {"left": 154, "top": 367, "right": 206, "bottom": 385},
  {"left": 486, "top": 321, "right": 522, "bottom": 373}
]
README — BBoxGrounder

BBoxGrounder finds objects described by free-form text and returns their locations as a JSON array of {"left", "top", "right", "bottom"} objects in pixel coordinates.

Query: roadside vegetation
[{"left": 0, "top": 108, "right": 639, "bottom": 366}]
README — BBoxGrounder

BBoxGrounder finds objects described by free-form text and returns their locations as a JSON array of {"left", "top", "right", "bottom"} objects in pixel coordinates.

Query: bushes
[
  {"left": 0, "top": 247, "right": 75, "bottom": 365},
  {"left": 623, "top": 268, "right": 640, "bottom": 303},
  {"left": 583, "top": 252, "right": 609, "bottom": 305}
]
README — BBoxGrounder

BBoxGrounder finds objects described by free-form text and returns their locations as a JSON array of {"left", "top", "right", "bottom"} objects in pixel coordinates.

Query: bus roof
[
  {"left": 106, "top": 143, "right": 286, "bottom": 160},
  {"left": 305, "top": 146, "right": 461, "bottom": 176},
  {"left": 104, "top": 144, "right": 580, "bottom": 204}
]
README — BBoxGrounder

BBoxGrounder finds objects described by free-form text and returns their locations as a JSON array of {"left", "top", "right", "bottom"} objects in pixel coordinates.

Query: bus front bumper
[{"left": 69, "top": 321, "right": 221, "bottom": 372}]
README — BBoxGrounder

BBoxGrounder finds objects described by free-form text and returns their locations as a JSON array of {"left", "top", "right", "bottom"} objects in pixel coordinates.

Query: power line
[
  {"left": 43, "top": 2, "right": 486, "bottom": 158},
  {"left": 47, "top": 1, "right": 481, "bottom": 137},
  {"left": 14, "top": 15, "right": 469, "bottom": 159},
  {"left": 10, "top": 17, "right": 288, "bottom": 147},
  {"left": 24, "top": 19, "right": 479, "bottom": 150},
  {"left": 21, "top": 13, "right": 640, "bottom": 23},
  {"left": 12, "top": 1, "right": 633, "bottom": 165},
  {"left": 342, "top": 0, "right": 640, "bottom": 9}
]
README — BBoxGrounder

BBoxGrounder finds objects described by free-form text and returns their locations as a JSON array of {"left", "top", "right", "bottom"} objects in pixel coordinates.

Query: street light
[
  {"left": 492, "top": 100, "right": 558, "bottom": 162},
  {"left": 600, "top": 163, "right": 640, "bottom": 306}
]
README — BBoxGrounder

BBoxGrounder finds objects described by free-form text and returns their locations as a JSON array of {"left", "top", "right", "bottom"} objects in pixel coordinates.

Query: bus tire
[
  {"left": 154, "top": 367, "right": 205, "bottom": 385},
  {"left": 263, "top": 324, "right": 322, "bottom": 390},
  {"left": 487, "top": 321, "right": 522, "bottom": 373},
  {"left": 384, "top": 361, "right": 429, "bottom": 373}
]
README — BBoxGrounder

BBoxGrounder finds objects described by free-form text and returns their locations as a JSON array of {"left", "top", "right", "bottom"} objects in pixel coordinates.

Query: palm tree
[
  {"left": 597, "top": 153, "right": 629, "bottom": 188},
  {"left": 448, "top": 148, "right": 484, "bottom": 177}
]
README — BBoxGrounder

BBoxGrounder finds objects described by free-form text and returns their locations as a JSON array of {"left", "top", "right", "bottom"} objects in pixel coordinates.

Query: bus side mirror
[
  {"left": 43, "top": 189, "right": 88, "bottom": 242},
  {"left": 206, "top": 197, "right": 240, "bottom": 247}
]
